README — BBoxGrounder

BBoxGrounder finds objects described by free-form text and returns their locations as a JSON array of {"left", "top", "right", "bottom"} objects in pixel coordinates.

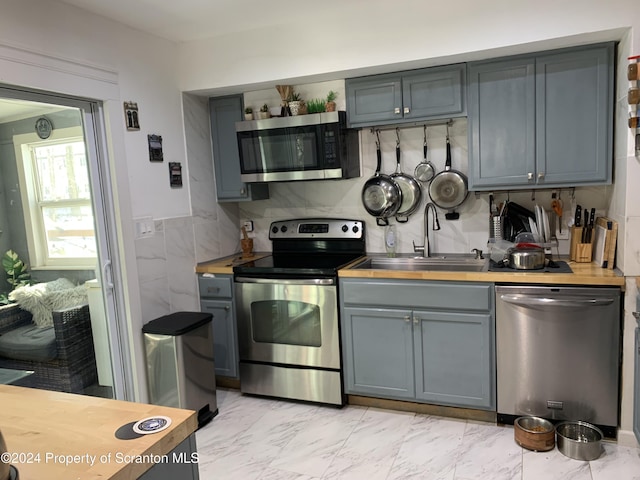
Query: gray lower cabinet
[
  {"left": 468, "top": 43, "right": 614, "bottom": 191},
  {"left": 346, "top": 64, "right": 466, "bottom": 128},
  {"left": 209, "top": 95, "right": 269, "bottom": 202},
  {"left": 198, "top": 274, "right": 239, "bottom": 378},
  {"left": 340, "top": 279, "right": 495, "bottom": 410},
  {"left": 138, "top": 434, "right": 199, "bottom": 479}
]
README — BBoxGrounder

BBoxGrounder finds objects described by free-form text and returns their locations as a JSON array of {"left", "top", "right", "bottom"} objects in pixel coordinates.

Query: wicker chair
[{"left": 0, "top": 303, "right": 98, "bottom": 393}]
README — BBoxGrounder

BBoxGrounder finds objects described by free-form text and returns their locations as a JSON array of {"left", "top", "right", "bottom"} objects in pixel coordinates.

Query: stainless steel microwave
[{"left": 235, "top": 111, "right": 360, "bottom": 183}]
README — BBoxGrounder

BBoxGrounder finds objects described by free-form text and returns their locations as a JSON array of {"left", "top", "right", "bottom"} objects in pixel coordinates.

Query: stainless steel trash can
[{"left": 143, "top": 312, "right": 217, "bottom": 427}]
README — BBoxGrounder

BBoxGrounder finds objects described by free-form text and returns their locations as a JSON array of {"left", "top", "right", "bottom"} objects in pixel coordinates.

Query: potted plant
[
  {"left": 259, "top": 103, "right": 270, "bottom": 119},
  {"left": 244, "top": 107, "right": 253, "bottom": 121},
  {"left": 326, "top": 90, "right": 338, "bottom": 112},
  {"left": 288, "top": 92, "right": 305, "bottom": 116},
  {"left": 306, "top": 98, "right": 326, "bottom": 114},
  {"left": 0, "top": 249, "right": 31, "bottom": 305}
]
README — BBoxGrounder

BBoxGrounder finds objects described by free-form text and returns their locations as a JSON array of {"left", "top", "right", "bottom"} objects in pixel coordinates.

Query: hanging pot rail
[{"left": 368, "top": 118, "right": 453, "bottom": 134}]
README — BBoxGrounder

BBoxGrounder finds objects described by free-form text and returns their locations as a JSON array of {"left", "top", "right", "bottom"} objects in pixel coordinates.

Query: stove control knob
[
  {"left": 341, "top": 224, "right": 348, "bottom": 232},
  {"left": 281, "top": 225, "right": 288, "bottom": 233},
  {"left": 352, "top": 226, "right": 359, "bottom": 234},
  {"left": 271, "top": 226, "right": 279, "bottom": 234}
]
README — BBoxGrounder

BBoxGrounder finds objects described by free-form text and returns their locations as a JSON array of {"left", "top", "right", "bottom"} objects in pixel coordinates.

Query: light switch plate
[{"left": 134, "top": 216, "right": 154, "bottom": 239}]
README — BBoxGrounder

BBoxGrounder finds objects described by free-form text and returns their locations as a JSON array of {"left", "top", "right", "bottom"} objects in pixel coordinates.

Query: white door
[{"left": 0, "top": 85, "right": 131, "bottom": 399}]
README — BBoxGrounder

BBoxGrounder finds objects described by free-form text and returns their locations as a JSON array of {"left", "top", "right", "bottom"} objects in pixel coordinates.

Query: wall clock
[{"left": 35, "top": 117, "right": 53, "bottom": 139}]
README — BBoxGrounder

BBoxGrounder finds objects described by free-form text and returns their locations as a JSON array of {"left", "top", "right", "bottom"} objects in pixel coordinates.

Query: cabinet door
[
  {"left": 209, "top": 95, "right": 269, "bottom": 202},
  {"left": 468, "top": 58, "right": 536, "bottom": 190},
  {"left": 346, "top": 73, "right": 403, "bottom": 127},
  {"left": 201, "top": 299, "right": 238, "bottom": 378},
  {"left": 402, "top": 64, "right": 466, "bottom": 120},
  {"left": 535, "top": 45, "right": 613, "bottom": 186},
  {"left": 342, "top": 307, "right": 414, "bottom": 399},
  {"left": 414, "top": 310, "right": 495, "bottom": 410}
]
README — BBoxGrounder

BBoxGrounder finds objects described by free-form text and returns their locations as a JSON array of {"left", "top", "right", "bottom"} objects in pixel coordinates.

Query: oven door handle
[{"left": 234, "top": 277, "right": 335, "bottom": 286}]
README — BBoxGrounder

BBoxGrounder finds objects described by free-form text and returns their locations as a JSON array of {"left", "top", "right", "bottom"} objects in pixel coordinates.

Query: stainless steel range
[{"left": 233, "top": 218, "right": 365, "bottom": 406}]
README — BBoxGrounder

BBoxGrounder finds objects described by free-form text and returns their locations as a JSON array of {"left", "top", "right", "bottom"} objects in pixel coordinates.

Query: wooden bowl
[{"left": 514, "top": 416, "right": 555, "bottom": 451}]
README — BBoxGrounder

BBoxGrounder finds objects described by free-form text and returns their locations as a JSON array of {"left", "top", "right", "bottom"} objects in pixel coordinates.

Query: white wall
[
  {"left": 0, "top": 0, "right": 194, "bottom": 402},
  {"left": 178, "top": 0, "right": 638, "bottom": 95}
]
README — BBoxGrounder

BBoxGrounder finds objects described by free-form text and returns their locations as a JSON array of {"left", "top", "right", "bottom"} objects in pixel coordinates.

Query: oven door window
[{"left": 250, "top": 300, "right": 321, "bottom": 347}]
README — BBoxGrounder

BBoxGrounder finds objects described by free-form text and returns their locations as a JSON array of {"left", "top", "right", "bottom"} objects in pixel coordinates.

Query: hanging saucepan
[
  {"left": 428, "top": 125, "right": 468, "bottom": 220},
  {"left": 391, "top": 129, "right": 422, "bottom": 223},
  {"left": 414, "top": 125, "right": 436, "bottom": 182},
  {"left": 361, "top": 130, "right": 402, "bottom": 226}
]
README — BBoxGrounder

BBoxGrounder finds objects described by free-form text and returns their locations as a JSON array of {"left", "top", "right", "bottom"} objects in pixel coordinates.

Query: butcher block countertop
[
  {"left": 196, "top": 253, "right": 624, "bottom": 287},
  {"left": 196, "top": 252, "right": 270, "bottom": 275},
  {"left": 0, "top": 385, "right": 197, "bottom": 480},
  {"left": 339, "top": 257, "right": 625, "bottom": 287}
]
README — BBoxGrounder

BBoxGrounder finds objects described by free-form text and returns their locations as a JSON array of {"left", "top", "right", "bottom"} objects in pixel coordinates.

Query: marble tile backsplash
[{"left": 239, "top": 119, "right": 612, "bottom": 257}]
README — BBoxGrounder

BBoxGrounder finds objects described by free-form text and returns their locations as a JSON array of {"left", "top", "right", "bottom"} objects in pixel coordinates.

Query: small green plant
[
  {"left": 288, "top": 92, "right": 302, "bottom": 102},
  {"left": 326, "top": 90, "right": 338, "bottom": 102},
  {"left": 244, "top": 107, "right": 253, "bottom": 114},
  {"left": 0, "top": 249, "right": 31, "bottom": 305},
  {"left": 260, "top": 104, "right": 269, "bottom": 113},
  {"left": 306, "top": 98, "right": 326, "bottom": 114}
]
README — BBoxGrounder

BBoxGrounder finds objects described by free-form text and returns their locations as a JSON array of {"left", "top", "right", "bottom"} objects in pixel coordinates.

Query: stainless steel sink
[{"left": 352, "top": 254, "right": 488, "bottom": 272}]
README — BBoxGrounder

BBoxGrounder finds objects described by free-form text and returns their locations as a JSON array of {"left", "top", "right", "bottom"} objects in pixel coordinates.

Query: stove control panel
[{"left": 269, "top": 218, "right": 364, "bottom": 240}]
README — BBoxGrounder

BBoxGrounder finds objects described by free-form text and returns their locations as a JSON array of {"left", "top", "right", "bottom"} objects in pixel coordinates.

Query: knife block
[{"left": 570, "top": 226, "right": 593, "bottom": 262}]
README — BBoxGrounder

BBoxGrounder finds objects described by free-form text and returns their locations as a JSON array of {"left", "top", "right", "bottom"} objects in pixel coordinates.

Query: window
[{"left": 15, "top": 128, "right": 97, "bottom": 268}]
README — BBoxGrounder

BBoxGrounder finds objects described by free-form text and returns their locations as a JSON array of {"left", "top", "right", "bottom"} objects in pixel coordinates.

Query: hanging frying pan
[
  {"left": 361, "top": 130, "right": 402, "bottom": 226},
  {"left": 391, "top": 129, "right": 422, "bottom": 223},
  {"left": 414, "top": 125, "right": 436, "bottom": 182},
  {"left": 428, "top": 125, "right": 468, "bottom": 220}
]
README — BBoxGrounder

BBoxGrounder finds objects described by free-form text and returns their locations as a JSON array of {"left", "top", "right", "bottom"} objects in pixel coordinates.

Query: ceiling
[{"left": 56, "top": 0, "right": 339, "bottom": 43}]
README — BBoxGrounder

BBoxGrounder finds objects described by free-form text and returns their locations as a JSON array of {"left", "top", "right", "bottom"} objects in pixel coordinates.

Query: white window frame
[{"left": 13, "top": 127, "right": 97, "bottom": 269}]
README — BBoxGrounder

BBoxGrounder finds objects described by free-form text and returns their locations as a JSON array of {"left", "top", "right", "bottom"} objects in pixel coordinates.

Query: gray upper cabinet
[
  {"left": 468, "top": 43, "right": 614, "bottom": 191},
  {"left": 209, "top": 95, "right": 269, "bottom": 202},
  {"left": 346, "top": 64, "right": 466, "bottom": 128}
]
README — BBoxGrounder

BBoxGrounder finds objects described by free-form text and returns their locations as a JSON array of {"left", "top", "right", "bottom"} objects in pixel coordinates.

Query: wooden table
[{"left": 0, "top": 385, "right": 198, "bottom": 480}]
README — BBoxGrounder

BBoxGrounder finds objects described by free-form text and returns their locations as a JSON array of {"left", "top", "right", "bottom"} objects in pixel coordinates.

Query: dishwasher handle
[{"left": 500, "top": 294, "right": 615, "bottom": 308}]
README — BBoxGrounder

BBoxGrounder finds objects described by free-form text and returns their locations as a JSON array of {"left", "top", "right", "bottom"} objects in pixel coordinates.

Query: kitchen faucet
[{"left": 413, "top": 202, "right": 440, "bottom": 257}]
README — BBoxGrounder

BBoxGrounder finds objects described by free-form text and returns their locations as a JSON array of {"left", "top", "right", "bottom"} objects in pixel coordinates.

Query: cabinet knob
[
  {"left": 403, "top": 107, "right": 410, "bottom": 114},
  {"left": 404, "top": 315, "right": 411, "bottom": 323},
  {"left": 527, "top": 172, "right": 534, "bottom": 181},
  {"left": 394, "top": 107, "right": 401, "bottom": 114},
  {"left": 225, "top": 305, "right": 230, "bottom": 311},
  {"left": 413, "top": 316, "right": 419, "bottom": 325},
  {"left": 240, "top": 187, "right": 246, "bottom": 195},
  {"left": 538, "top": 172, "right": 545, "bottom": 180}
]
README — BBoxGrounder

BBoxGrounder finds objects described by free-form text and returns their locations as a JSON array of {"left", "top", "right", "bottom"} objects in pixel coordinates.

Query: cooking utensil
[
  {"left": 505, "top": 244, "right": 546, "bottom": 270},
  {"left": 361, "top": 131, "right": 402, "bottom": 226},
  {"left": 428, "top": 126, "right": 468, "bottom": 220},
  {"left": 574, "top": 204, "right": 582, "bottom": 227},
  {"left": 414, "top": 126, "right": 435, "bottom": 182},
  {"left": 391, "top": 129, "right": 422, "bottom": 222},
  {"left": 551, "top": 198, "right": 563, "bottom": 233},
  {"left": 514, "top": 416, "right": 555, "bottom": 452},
  {"left": 556, "top": 421, "right": 603, "bottom": 461}
]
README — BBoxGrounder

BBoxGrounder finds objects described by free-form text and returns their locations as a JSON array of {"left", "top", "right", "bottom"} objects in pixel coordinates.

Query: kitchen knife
[
  {"left": 582, "top": 209, "right": 589, "bottom": 242},
  {"left": 574, "top": 205, "right": 582, "bottom": 227},
  {"left": 585, "top": 207, "right": 596, "bottom": 243}
]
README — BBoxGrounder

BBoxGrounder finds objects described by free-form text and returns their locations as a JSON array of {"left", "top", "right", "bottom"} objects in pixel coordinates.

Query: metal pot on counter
[{"left": 504, "top": 244, "right": 546, "bottom": 270}]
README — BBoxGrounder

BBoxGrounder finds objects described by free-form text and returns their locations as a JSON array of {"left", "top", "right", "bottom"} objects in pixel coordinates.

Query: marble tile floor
[{"left": 196, "top": 388, "right": 640, "bottom": 480}]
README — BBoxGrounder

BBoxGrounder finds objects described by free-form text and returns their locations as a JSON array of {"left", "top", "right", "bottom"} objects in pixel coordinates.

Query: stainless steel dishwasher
[{"left": 496, "top": 285, "right": 621, "bottom": 437}]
